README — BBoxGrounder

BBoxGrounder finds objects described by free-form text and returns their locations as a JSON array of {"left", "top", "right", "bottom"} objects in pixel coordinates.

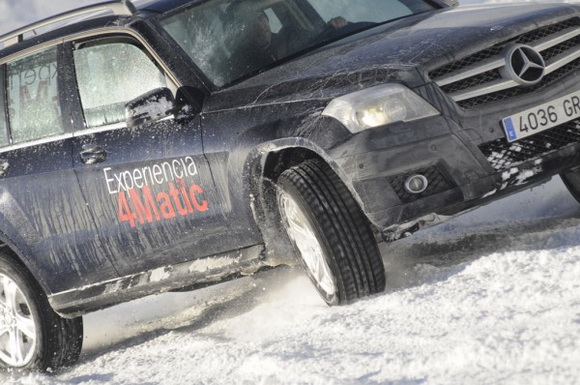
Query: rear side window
[
  {"left": 6, "top": 47, "right": 64, "bottom": 144},
  {"left": 73, "top": 41, "right": 167, "bottom": 128}
]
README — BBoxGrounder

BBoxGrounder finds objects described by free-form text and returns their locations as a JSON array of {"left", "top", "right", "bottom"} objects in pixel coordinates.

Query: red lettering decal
[
  {"left": 157, "top": 191, "right": 177, "bottom": 219},
  {"left": 117, "top": 179, "right": 210, "bottom": 227},
  {"left": 177, "top": 178, "right": 194, "bottom": 213},
  {"left": 129, "top": 186, "right": 161, "bottom": 225},
  {"left": 169, "top": 182, "right": 188, "bottom": 215},
  {"left": 118, "top": 191, "right": 137, "bottom": 227},
  {"left": 190, "top": 185, "right": 208, "bottom": 212}
]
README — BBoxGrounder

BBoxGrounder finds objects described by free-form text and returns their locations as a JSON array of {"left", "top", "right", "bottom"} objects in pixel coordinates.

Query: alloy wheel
[
  {"left": 0, "top": 273, "right": 37, "bottom": 367},
  {"left": 278, "top": 190, "right": 337, "bottom": 296}
]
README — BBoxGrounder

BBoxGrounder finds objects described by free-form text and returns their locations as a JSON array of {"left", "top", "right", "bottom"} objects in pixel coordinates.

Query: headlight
[{"left": 321, "top": 84, "right": 440, "bottom": 133}]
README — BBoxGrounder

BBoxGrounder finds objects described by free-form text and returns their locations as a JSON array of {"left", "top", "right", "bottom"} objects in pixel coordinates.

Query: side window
[
  {"left": 264, "top": 8, "right": 283, "bottom": 33},
  {"left": 6, "top": 47, "right": 63, "bottom": 144},
  {"left": 73, "top": 40, "right": 167, "bottom": 128}
]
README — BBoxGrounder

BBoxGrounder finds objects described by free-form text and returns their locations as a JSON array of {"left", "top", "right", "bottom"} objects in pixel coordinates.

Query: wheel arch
[
  {"left": 0, "top": 230, "right": 51, "bottom": 299},
  {"left": 247, "top": 139, "right": 358, "bottom": 195},
  {"left": 242, "top": 138, "right": 369, "bottom": 264}
]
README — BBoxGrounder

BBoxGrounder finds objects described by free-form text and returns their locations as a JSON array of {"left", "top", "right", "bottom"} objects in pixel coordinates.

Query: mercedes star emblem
[{"left": 501, "top": 44, "right": 546, "bottom": 86}]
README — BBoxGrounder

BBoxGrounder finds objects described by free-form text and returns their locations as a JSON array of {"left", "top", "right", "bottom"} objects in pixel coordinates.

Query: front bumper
[{"left": 329, "top": 101, "right": 580, "bottom": 238}]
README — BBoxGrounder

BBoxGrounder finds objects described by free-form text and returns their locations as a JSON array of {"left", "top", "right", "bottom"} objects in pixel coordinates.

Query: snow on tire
[
  {"left": 0, "top": 251, "right": 83, "bottom": 372},
  {"left": 277, "top": 159, "right": 386, "bottom": 305}
]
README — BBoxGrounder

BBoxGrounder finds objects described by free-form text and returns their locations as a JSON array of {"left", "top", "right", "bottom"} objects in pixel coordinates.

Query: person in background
[{"left": 225, "top": 1, "right": 348, "bottom": 80}]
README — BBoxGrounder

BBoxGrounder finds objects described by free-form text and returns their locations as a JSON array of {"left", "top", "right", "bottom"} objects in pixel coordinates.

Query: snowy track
[{"left": 3, "top": 177, "right": 580, "bottom": 384}]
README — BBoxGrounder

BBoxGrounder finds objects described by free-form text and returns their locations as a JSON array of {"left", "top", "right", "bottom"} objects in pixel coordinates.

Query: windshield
[{"left": 160, "top": 0, "right": 436, "bottom": 87}]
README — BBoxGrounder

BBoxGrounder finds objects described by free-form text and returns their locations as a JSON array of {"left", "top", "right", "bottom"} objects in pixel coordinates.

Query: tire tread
[{"left": 279, "top": 159, "right": 386, "bottom": 304}]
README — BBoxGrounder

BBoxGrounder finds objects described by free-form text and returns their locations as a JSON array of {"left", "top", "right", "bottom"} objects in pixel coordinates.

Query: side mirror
[{"left": 125, "top": 87, "right": 176, "bottom": 128}]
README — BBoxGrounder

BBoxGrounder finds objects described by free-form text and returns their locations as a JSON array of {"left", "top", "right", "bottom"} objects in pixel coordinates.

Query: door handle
[
  {"left": 0, "top": 159, "right": 9, "bottom": 176},
  {"left": 80, "top": 145, "right": 107, "bottom": 165}
]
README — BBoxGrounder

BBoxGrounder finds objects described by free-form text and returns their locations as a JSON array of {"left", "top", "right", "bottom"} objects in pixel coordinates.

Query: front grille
[
  {"left": 388, "top": 166, "right": 453, "bottom": 203},
  {"left": 429, "top": 18, "right": 580, "bottom": 109},
  {"left": 479, "top": 119, "right": 580, "bottom": 171},
  {"left": 459, "top": 59, "right": 580, "bottom": 109}
]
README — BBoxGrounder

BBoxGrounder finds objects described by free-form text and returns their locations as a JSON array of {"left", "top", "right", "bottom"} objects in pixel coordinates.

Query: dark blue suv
[{"left": 1, "top": 0, "right": 580, "bottom": 371}]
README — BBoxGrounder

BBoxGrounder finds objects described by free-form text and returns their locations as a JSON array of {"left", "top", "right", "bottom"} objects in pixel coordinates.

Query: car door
[
  {"left": 68, "top": 35, "right": 230, "bottom": 276},
  {"left": 0, "top": 46, "right": 118, "bottom": 293}
]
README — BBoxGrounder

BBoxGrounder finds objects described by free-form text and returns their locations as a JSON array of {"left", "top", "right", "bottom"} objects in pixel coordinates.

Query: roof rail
[{"left": 0, "top": 0, "right": 137, "bottom": 49}]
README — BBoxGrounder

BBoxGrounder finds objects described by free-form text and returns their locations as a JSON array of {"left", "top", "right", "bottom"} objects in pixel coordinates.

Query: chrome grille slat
[
  {"left": 435, "top": 58, "right": 504, "bottom": 87},
  {"left": 430, "top": 19, "right": 580, "bottom": 109},
  {"left": 545, "top": 49, "right": 580, "bottom": 74},
  {"left": 532, "top": 27, "right": 580, "bottom": 51},
  {"left": 450, "top": 79, "right": 517, "bottom": 102}
]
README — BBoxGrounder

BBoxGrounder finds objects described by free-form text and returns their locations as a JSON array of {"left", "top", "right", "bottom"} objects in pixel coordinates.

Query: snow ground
[
  {"left": 2, "top": 0, "right": 580, "bottom": 384},
  {"left": 2, "top": 176, "right": 580, "bottom": 384}
]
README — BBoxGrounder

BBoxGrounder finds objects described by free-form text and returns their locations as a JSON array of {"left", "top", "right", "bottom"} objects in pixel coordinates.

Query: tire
[
  {"left": 0, "top": 251, "right": 83, "bottom": 372},
  {"left": 561, "top": 168, "right": 580, "bottom": 203},
  {"left": 276, "top": 159, "right": 386, "bottom": 305}
]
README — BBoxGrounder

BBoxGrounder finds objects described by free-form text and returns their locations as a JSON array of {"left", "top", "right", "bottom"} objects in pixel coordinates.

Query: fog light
[{"left": 404, "top": 174, "right": 428, "bottom": 194}]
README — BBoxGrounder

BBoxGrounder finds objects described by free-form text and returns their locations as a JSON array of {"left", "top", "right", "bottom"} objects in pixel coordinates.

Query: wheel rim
[
  {"left": 278, "top": 190, "right": 336, "bottom": 296},
  {"left": 0, "top": 273, "right": 37, "bottom": 367}
]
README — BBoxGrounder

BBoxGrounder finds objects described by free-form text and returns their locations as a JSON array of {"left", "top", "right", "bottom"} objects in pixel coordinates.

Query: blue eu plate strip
[{"left": 503, "top": 117, "right": 517, "bottom": 142}]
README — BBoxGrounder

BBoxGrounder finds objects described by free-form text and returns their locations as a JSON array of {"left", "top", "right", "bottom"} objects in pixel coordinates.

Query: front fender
[
  {"left": 240, "top": 137, "right": 368, "bottom": 264},
  {"left": 244, "top": 137, "right": 361, "bottom": 204}
]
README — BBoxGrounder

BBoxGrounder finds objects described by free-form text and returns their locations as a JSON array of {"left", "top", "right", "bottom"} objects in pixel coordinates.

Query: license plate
[{"left": 502, "top": 90, "right": 580, "bottom": 142}]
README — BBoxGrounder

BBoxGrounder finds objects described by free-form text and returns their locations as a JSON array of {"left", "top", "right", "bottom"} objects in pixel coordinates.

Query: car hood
[{"left": 204, "top": 3, "right": 579, "bottom": 112}]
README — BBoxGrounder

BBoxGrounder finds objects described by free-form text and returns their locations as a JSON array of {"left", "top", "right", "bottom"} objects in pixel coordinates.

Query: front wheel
[
  {"left": 277, "top": 159, "right": 386, "bottom": 306},
  {"left": 0, "top": 251, "right": 83, "bottom": 371}
]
